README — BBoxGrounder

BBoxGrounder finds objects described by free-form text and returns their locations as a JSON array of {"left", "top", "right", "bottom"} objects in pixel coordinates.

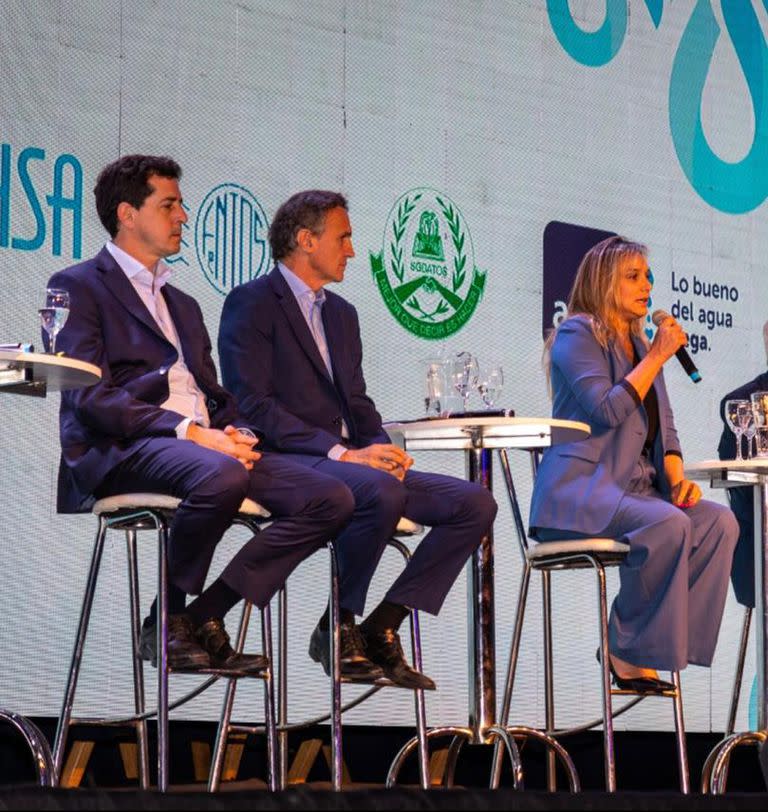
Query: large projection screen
[{"left": 1, "top": 1, "right": 767, "bottom": 734}]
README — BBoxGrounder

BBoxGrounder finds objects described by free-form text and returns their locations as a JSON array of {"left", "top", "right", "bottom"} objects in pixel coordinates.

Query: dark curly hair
[
  {"left": 94, "top": 154, "right": 182, "bottom": 238},
  {"left": 269, "top": 190, "right": 348, "bottom": 260}
]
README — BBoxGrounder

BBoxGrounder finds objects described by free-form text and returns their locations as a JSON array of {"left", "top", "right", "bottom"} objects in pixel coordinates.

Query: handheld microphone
[{"left": 651, "top": 310, "right": 702, "bottom": 383}]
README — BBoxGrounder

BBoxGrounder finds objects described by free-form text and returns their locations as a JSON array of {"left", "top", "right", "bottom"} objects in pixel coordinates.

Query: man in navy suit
[
  {"left": 717, "top": 369, "right": 768, "bottom": 609},
  {"left": 49, "top": 157, "right": 353, "bottom": 673},
  {"left": 218, "top": 190, "right": 497, "bottom": 689}
]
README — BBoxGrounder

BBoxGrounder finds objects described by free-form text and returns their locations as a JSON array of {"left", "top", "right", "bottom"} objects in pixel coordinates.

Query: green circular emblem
[{"left": 369, "top": 188, "right": 486, "bottom": 339}]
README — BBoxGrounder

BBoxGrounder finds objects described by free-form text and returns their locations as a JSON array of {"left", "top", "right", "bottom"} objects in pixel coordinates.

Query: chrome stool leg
[
  {"left": 52, "top": 516, "right": 109, "bottom": 783},
  {"left": 261, "top": 602, "right": 279, "bottom": 790},
  {"left": 671, "top": 670, "right": 690, "bottom": 792},
  {"left": 277, "top": 585, "right": 289, "bottom": 787},
  {"left": 595, "top": 561, "right": 617, "bottom": 792},
  {"left": 126, "top": 528, "right": 150, "bottom": 790},
  {"left": 490, "top": 562, "right": 532, "bottom": 787},
  {"left": 385, "top": 536, "right": 430, "bottom": 789},
  {"left": 156, "top": 516, "right": 170, "bottom": 792},
  {"left": 328, "top": 540, "right": 343, "bottom": 790},
  {"left": 728, "top": 607, "right": 753, "bottom": 736},
  {"left": 208, "top": 601, "right": 278, "bottom": 792},
  {"left": 542, "top": 569, "right": 557, "bottom": 791}
]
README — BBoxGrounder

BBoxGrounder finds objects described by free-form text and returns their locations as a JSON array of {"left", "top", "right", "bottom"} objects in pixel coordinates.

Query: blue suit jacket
[
  {"left": 218, "top": 267, "right": 389, "bottom": 458},
  {"left": 49, "top": 246, "right": 248, "bottom": 513},
  {"left": 529, "top": 315, "right": 681, "bottom": 536}
]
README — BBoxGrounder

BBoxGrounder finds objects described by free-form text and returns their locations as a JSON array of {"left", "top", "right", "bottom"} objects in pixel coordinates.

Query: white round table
[
  {"left": 686, "top": 458, "right": 768, "bottom": 792},
  {"left": 0, "top": 348, "right": 101, "bottom": 395},
  {"left": 383, "top": 416, "right": 589, "bottom": 785}
]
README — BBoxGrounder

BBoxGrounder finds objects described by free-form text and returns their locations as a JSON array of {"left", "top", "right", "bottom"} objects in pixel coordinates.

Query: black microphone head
[{"left": 651, "top": 309, "right": 669, "bottom": 327}]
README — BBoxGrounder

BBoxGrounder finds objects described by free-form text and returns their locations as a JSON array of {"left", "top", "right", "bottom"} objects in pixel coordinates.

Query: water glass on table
[
  {"left": 477, "top": 363, "right": 504, "bottom": 410},
  {"left": 750, "top": 391, "right": 768, "bottom": 458},
  {"left": 724, "top": 399, "right": 749, "bottom": 461},
  {"left": 38, "top": 288, "right": 70, "bottom": 355}
]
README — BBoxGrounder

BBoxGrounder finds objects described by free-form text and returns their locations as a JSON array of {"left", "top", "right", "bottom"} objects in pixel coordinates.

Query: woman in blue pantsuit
[{"left": 529, "top": 236, "right": 738, "bottom": 691}]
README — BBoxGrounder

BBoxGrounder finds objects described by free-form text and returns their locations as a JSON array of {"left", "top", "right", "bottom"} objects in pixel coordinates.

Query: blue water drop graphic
[
  {"left": 547, "top": 0, "right": 628, "bottom": 67},
  {"left": 669, "top": 0, "right": 768, "bottom": 213}
]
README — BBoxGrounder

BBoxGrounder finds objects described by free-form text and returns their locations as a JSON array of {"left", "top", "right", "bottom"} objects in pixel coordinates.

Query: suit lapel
[
  {"left": 163, "top": 286, "right": 199, "bottom": 374},
  {"left": 269, "top": 268, "right": 334, "bottom": 384},
  {"left": 322, "top": 293, "right": 350, "bottom": 402},
  {"left": 95, "top": 247, "right": 172, "bottom": 346}
]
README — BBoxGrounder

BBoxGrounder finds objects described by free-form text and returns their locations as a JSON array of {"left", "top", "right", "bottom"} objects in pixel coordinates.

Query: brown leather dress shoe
[
  {"left": 138, "top": 613, "right": 210, "bottom": 670},
  {"left": 309, "top": 622, "right": 384, "bottom": 681},
  {"left": 195, "top": 618, "right": 268, "bottom": 674},
  {"left": 361, "top": 627, "right": 435, "bottom": 691}
]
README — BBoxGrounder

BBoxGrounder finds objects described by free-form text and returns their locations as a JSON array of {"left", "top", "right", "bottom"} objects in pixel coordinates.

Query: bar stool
[
  {"left": 51, "top": 493, "right": 277, "bottom": 792},
  {"left": 207, "top": 517, "right": 432, "bottom": 792},
  {"left": 491, "top": 449, "right": 690, "bottom": 792},
  {"left": 700, "top": 606, "right": 765, "bottom": 793}
]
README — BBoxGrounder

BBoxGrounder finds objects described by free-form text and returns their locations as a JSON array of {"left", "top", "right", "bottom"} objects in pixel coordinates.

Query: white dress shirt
[
  {"left": 106, "top": 241, "right": 210, "bottom": 438},
  {"left": 278, "top": 261, "right": 349, "bottom": 459}
]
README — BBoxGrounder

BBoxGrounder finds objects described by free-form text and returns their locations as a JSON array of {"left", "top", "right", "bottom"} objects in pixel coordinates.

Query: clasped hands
[
  {"left": 340, "top": 443, "right": 413, "bottom": 481},
  {"left": 187, "top": 423, "right": 261, "bottom": 469}
]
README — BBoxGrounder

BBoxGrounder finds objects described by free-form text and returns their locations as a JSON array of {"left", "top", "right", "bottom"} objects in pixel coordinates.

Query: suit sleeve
[
  {"left": 343, "top": 306, "right": 389, "bottom": 446},
  {"left": 51, "top": 269, "right": 184, "bottom": 440},
  {"left": 219, "top": 286, "right": 344, "bottom": 454},
  {"left": 551, "top": 318, "right": 639, "bottom": 429}
]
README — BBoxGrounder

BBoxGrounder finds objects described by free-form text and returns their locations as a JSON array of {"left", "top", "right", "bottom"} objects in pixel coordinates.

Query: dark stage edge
[{"left": 1, "top": 785, "right": 767, "bottom": 811}]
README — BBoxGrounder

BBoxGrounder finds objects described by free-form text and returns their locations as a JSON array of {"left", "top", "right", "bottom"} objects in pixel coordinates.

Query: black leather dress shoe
[
  {"left": 596, "top": 648, "right": 675, "bottom": 694},
  {"left": 138, "top": 613, "right": 210, "bottom": 670},
  {"left": 361, "top": 627, "right": 436, "bottom": 691},
  {"left": 309, "top": 622, "right": 384, "bottom": 681},
  {"left": 195, "top": 618, "right": 268, "bottom": 674}
]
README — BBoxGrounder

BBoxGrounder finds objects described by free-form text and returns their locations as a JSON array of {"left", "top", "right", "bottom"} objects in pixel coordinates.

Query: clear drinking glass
[
  {"left": 742, "top": 406, "right": 757, "bottom": 460},
  {"left": 724, "top": 399, "right": 749, "bottom": 461},
  {"left": 750, "top": 391, "right": 768, "bottom": 458},
  {"left": 38, "top": 287, "right": 70, "bottom": 354},
  {"left": 423, "top": 357, "right": 448, "bottom": 416},
  {"left": 477, "top": 363, "right": 504, "bottom": 409},
  {"left": 448, "top": 351, "right": 479, "bottom": 412}
]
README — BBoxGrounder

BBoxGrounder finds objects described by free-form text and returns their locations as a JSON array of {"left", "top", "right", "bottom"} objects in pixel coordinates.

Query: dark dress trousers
[
  {"left": 218, "top": 267, "right": 497, "bottom": 616},
  {"left": 717, "top": 371, "right": 768, "bottom": 608},
  {"left": 49, "top": 248, "right": 354, "bottom": 607},
  {"left": 529, "top": 316, "right": 738, "bottom": 671}
]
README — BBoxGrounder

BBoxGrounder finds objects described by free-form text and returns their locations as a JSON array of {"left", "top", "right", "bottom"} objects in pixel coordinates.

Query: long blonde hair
[{"left": 544, "top": 235, "right": 649, "bottom": 386}]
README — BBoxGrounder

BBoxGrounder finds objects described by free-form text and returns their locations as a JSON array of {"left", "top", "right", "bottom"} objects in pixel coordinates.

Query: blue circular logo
[{"left": 195, "top": 183, "right": 271, "bottom": 295}]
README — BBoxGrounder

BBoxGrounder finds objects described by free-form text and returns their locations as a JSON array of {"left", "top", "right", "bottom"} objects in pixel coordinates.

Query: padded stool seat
[
  {"left": 93, "top": 493, "right": 270, "bottom": 518},
  {"left": 527, "top": 538, "right": 630, "bottom": 563}
]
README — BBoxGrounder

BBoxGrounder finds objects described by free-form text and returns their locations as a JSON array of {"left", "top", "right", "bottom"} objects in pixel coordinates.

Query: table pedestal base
[
  {"left": 701, "top": 730, "right": 767, "bottom": 793},
  {"left": 385, "top": 724, "right": 579, "bottom": 791},
  {"left": 0, "top": 709, "right": 54, "bottom": 786}
]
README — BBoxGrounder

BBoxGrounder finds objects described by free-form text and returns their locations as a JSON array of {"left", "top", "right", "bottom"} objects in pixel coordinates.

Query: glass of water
[
  {"left": 724, "top": 400, "right": 749, "bottom": 460},
  {"left": 39, "top": 287, "right": 70, "bottom": 354},
  {"left": 750, "top": 392, "right": 768, "bottom": 458},
  {"left": 477, "top": 363, "right": 504, "bottom": 409}
]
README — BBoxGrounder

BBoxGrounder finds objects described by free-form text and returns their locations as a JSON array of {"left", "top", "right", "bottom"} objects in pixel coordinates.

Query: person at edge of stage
[
  {"left": 528, "top": 235, "right": 738, "bottom": 691},
  {"left": 716, "top": 325, "right": 768, "bottom": 610},
  {"left": 217, "top": 189, "right": 498, "bottom": 690},
  {"left": 48, "top": 156, "right": 355, "bottom": 673}
]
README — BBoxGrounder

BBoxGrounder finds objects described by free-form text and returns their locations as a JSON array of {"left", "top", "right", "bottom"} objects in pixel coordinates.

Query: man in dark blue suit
[
  {"left": 49, "top": 157, "right": 353, "bottom": 673},
  {"left": 717, "top": 370, "right": 768, "bottom": 609},
  {"left": 218, "top": 190, "right": 497, "bottom": 690}
]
